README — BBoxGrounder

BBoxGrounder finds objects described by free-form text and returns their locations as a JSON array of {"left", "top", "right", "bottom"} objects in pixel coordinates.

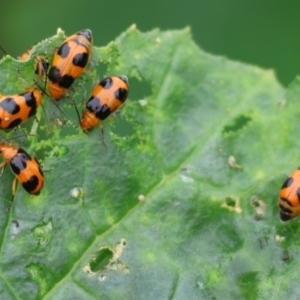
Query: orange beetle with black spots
[
  {"left": 18, "top": 48, "right": 49, "bottom": 80},
  {"left": 48, "top": 29, "right": 93, "bottom": 100},
  {"left": 0, "top": 143, "right": 44, "bottom": 195},
  {"left": 0, "top": 87, "right": 43, "bottom": 129},
  {"left": 278, "top": 167, "right": 300, "bottom": 221},
  {"left": 80, "top": 75, "right": 129, "bottom": 132}
]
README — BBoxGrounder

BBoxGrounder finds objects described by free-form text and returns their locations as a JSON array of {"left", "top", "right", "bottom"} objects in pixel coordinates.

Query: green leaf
[{"left": 0, "top": 25, "right": 298, "bottom": 299}]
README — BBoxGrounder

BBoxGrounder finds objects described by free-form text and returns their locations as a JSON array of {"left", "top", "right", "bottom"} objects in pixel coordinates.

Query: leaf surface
[{"left": 0, "top": 25, "right": 298, "bottom": 299}]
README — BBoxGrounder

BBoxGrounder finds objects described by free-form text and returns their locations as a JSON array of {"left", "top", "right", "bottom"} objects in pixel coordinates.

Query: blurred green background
[{"left": 1, "top": 0, "right": 300, "bottom": 86}]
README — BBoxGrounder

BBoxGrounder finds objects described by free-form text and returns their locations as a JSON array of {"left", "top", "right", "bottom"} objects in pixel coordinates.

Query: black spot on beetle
[
  {"left": 48, "top": 67, "right": 60, "bottom": 83},
  {"left": 0, "top": 98, "right": 20, "bottom": 114},
  {"left": 28, "top": 106, "right": 37, "bottom": 118},
  {"left": 6, "top": 118, "right": 22, "bottom": 129},
  {"left": 15, "top": 91, "right": 36, "bottom": 114},
  {"left": 49, "top": 66, "right": 75, "bottom": 88},
  {"left": 22, "top": 91, "right": 36, "bottom": 107},
  {"left": 282, "top": 177, "right": 294, "bottom": 189},
  {"left": 73, "top": 52, "right": 89, "bottom": 68},
  {"left": 59, "top": 74, "right": 74, "bottom": 89},
  {"left": 22, "top": 175, "right": 39, "bottom": 194},
  {"left": 86, "top": 97, "right": 111, "bottom": 120},
  {"left": 95, "top": 104, "right": 111, "bottom": 120},
  {"left": 100, "top": 77, "right": 113, "bottom": 89},
  {"left": 114, "top": 88, "right": 128, "bottom": 103},
  {"left": 87, "top": 97, "right": 101, "bottom": 112},
  {"left": 57, "top": 43, "right": 70, "bottom": 58},
  {"left": 10, "top": 153, "right": 29, "bottom": 174}
]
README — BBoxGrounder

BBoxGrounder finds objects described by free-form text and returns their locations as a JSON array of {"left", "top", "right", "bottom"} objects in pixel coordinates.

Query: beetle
[
  {"left": 0, "top": 87, "right": 43, "bottom": 129},
  {"left": 278, "top": 167, "right": 300, "bottom": 221},
  {"left": 0, "top": 142, "right": 44, "bottom": 196},
  {"left": 80, "top": 75, "right": 129, "bottom": 133},
  {"left": 48, "top": 29, "right": 93, "bottom": 100}
]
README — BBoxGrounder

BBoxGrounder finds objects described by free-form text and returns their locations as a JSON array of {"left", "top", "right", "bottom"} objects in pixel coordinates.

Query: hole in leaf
[
  {"left": 223, "top": 114, "right": 252, "bottom": 134},
  {"left": 225, "top": 197, "right": 236, "bottom": 207},
  {"left": 90, "top": 248, "right": 114, "bottom": 273},
  {"left": 222, "top": 196, "right": 242, "bottom": 213},
  {"left": 275, "top": 235, "right": 285, "bottom": 243},
  {"left": 113, "top": 115, "right": 135, "bottom": 137},
  {"left": 127, "top": 77, "right": 152, "bottom": 102},
  {"left": 34, "top": 145, "right": 51, "bottom": 163},
  {"left": 281, "top": 252, "right": 290, "bottom": 261},
  {"left": 95, "top": 63, "right": 108, "bottom": 80},
  {"left": 109, "top": 77, "right": 151, "bottom": 137},
  {"left": 83, "top": 238, "right": 129, "bottom": 278}
]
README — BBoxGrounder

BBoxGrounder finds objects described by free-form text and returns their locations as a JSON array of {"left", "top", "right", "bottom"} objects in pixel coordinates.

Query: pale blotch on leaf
[
  {"left": 138, "top": 99, "right": 148, "bottom": 106},
  {"left": 275, "top": 234, "right": 285, "bottom": 243},
  {"left": 207, "top": 270, "right": 222, "bottom": 284},
  {"left": 26, "top": 263, "right": 48, "bottom": 297},
  {"left": 250, "top": 196, "right": 266, "bottom": 220},
  {"left": 179, "top": 174, "right": 194, "bottom": 183},
  {"left": 228, "top": 156, "right": 242, "bottom": 169},
  {"left": 155, "top": 37, "right": 162, "bottom": 47},
  {"left": 197, "top": 281, "right": 205, "bottom": 289},
  {"left": 222, "top": 196, "right": 242, "bottom": 213},
  {"left": 50, "top": 144, "right": 69, "bottom": 157},
  {"left": 32, "top": 219, "right": 54, "bottom": 247},
  {"left": 83, "top": 238, "right": 129, "bottom": 280},
  {"left": 54, "top": 118, "right": 63, "bottom": 126},
  {"left": 144, "top": 250, "right": 156, "bottom": 263}
]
